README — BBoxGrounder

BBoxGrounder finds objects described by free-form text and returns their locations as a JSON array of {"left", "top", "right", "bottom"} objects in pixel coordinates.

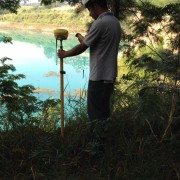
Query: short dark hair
[{"left": 85, "top": 0, "right": 108, "bottom": 9}]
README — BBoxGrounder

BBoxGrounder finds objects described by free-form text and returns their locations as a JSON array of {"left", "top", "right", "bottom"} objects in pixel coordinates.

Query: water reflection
[{"left": 0, "top": 29, "right": 89, "bottom": 100}]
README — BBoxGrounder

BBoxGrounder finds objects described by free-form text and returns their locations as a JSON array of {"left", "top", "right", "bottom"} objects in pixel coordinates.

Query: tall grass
[
  {"left": 0, "top": 6, "right": 91, "bottom": 32},
  {"left": 0, "top": 85, "right": 179, "bottom": 179},
  {"left": 145, "top": 0, "right": 179, "bottom": 6}
]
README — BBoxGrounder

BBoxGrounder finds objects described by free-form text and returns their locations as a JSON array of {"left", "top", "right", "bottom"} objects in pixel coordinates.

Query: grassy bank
[
  {"left": 0, "top": 114, "right": 179, "bottom": 179},
  {"left": 0, "top": 6, "right": 91, "bottom": 33},
  {"left": 0, "top": 57, "right": 179, "bottom": 179}
]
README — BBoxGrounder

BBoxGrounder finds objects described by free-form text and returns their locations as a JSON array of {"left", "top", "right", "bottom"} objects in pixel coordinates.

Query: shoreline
[{"left": 0, "top": 22, "right": 86, "bottom": 35}]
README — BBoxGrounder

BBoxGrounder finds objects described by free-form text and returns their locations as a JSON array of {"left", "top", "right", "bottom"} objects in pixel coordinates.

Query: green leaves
[
  {"left": 0, "top": 57, "right": 38, "bottom": 129},
  {"left": 135, "top": 87, "right": 164, "bottom": 119},
  {"left": 0, "top": 36, "right": 13, "bottom": 44},
  {"left": 40, "top": 0, "right": 57, "bottom": 6},
  {"left": 119, "top": 0, "right": 180, "bottom": 141},
  {"left": 0, "top": 0, "right": 20, "bottom": 13},
  {"left": 163, "top": 3, "right": 180, "bottom": 33},
  {"left": 138, "top": 2, "right": 164, "bottom": 23}
]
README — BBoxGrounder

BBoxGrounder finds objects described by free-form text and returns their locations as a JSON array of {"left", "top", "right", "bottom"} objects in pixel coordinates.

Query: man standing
[{"left": 58, "top": 0, "right": 121, "bottom": 140}]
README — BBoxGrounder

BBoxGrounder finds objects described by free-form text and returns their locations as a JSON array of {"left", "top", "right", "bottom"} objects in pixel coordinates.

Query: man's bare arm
[{"left": 58, "top": 42, "right": 88, "bottom": 58}]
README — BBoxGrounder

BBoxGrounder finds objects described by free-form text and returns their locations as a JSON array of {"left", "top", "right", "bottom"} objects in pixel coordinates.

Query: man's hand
[
  {"left": 57, "top": 43, "right": 88, "bottom": 59},
  {"left": 58, "top": 49, "right": 67, "bottom": 59},
  {"left": 75, "top": 33, "right": 84, "bottom": 44}
]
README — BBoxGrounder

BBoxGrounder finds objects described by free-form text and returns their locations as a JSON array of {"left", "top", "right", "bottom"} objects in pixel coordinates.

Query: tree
[
  {"left": 0, "top": 57, "right": 39, "bottom": 130},
  {"left": 0, "top": 0, "right": 20, "bottom": 13},
  {"left": 119, "top": 1, "right": 180, "bottom": 140}
]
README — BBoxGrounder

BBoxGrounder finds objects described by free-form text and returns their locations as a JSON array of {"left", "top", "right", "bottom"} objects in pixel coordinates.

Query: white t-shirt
[{"left": 84, "top": 11, "right": 121, "bottom": 81}]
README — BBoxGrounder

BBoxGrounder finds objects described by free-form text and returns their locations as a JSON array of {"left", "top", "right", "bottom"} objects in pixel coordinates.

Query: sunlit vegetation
[{"left": 0, "top": 5, "right": 91, "bottom": 33}]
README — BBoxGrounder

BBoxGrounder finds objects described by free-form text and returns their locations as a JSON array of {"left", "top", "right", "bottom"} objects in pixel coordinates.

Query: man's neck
[{"left": 97, "top": 8, "right": 108, "bottom": 17}]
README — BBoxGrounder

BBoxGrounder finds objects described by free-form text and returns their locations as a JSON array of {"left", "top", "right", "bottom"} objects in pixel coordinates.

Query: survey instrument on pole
[
  {"left": 54, "top": 29, "right": 68, "bottom": 40},
  {"left": 54, "top": 29, "right": 68, "bottom": 65},
  {"left": 54, "top": 29, "right": 68, "bottom": 139}
]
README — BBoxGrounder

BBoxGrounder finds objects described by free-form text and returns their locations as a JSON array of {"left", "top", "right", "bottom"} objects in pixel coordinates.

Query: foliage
[
  {"left": 120, "top": 1, "right": 180, "bottom": 142},
  {"left": 0, "top": 57, "right": 35, "bottom": 129},
  {"left": 0, "top": 114, "right": 179, "bottom": 179},
  {"left": 0, "top": 36, "right": 12, "bottom": 43},
  {"left": 0, "top": 58, "right": 61, "bottom": 131},
  {"left": 0, "top": 0, "right": 20, "bottom": 13},
  {"left": 0, "top": 6, "right": 91, "bottom": 32}
]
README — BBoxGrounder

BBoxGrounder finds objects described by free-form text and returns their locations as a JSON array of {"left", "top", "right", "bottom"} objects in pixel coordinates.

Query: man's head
[
  {"left": 82, "top": 0, "right": 108, "bottom": 19},
  {"left": 82, "top": 0, "right": 108, "bottom": 9}
]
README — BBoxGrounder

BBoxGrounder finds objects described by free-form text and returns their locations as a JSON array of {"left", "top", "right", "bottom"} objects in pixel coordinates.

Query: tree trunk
[{"left": 112, "top": 0, "right": 120, "bottom": 19}]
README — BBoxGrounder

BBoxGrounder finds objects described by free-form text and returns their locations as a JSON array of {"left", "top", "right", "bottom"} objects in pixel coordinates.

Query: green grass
[
  {"left": 145, "top": 0, "right": 179, "bottom": 6},
  {"left": 0, "top": 6, "right": 91, "bottom": 32},
  {"left": 0, "top": 111, "right": 179, "bottom": 179},
  {"left": 0, "top": 78, "right": 179, "bottom": 179},
  {"left": 0, "top": 86, "right": 179, "bottom": 179}
]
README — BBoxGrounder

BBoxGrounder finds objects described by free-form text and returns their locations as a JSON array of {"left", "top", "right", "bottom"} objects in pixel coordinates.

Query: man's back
[{"left": 84, "top": 12, "right": 121, "bottom": 81}]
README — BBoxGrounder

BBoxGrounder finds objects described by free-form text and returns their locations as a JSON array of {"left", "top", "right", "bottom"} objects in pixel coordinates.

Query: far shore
[{"left": 0, "top": 22, "right": 87, "bottom": 35}]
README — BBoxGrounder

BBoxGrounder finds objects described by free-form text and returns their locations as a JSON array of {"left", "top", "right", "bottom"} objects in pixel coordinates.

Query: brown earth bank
[{"left": 0, "top": 22, "right": 86, "bottom": 34}]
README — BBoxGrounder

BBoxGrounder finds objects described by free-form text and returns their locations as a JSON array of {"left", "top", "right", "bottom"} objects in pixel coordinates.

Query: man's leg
[{"left": 87, "top": 80, "right": 114, "bottom": 137}]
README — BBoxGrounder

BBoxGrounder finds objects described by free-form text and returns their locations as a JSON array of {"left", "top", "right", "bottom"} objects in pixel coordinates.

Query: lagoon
[{"left": 0, "top": 28, "right": 89, "bottom": 100}]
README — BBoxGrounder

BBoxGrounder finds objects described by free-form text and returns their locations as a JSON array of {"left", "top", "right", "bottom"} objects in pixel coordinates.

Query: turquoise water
[{"left": 0, "top": 29, "right": 89, "bottom": 100}]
